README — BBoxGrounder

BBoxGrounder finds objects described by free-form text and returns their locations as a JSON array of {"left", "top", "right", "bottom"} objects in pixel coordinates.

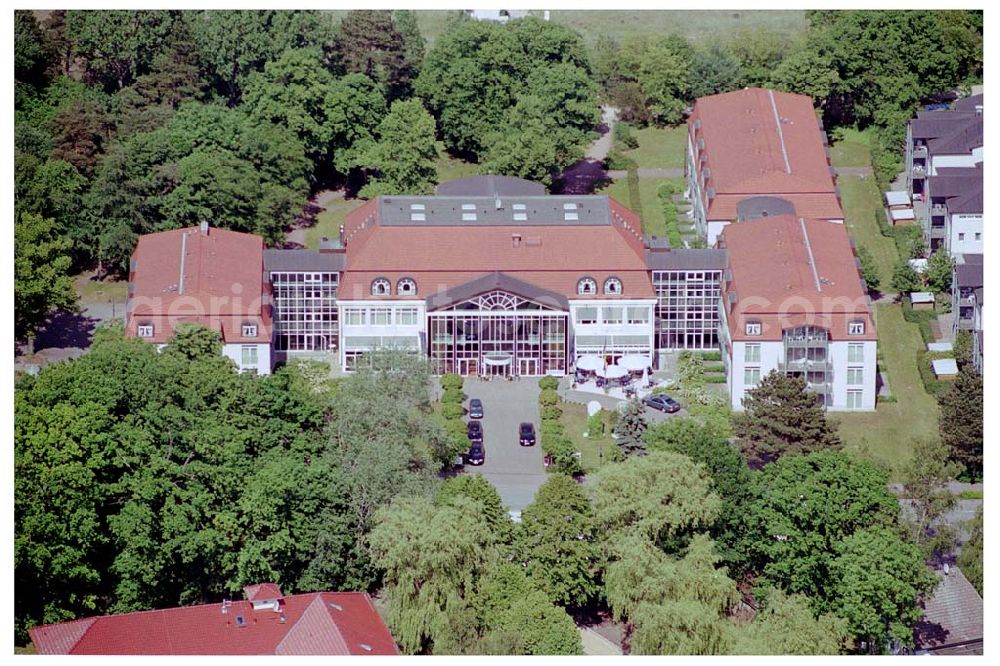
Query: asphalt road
[{"left": 461, "top": 378, "right": 547, "bottom": 512}]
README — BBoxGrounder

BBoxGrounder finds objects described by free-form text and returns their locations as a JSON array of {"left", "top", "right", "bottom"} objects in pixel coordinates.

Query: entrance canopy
[{"left": 483, "top": 353, "right": 512, "bottom": 366}]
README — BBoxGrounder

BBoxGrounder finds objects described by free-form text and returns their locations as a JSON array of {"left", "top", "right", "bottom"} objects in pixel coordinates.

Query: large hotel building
[{"left": 125, "top": 89, "right": 876, "bottom": 411}]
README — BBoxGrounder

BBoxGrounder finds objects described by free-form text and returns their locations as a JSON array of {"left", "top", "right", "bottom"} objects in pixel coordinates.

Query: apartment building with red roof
[
  {"left": 718, "top": 215, "right": 876, "bottom": 411},
  {"left": 28, "top": 584, "right": 397, "bottom": 655},
  {"left": 686, "top": 88, "right": 843, "bottom": 245},
  {"left": 125, "top": 222, "right": 272, "bottom": 373}
]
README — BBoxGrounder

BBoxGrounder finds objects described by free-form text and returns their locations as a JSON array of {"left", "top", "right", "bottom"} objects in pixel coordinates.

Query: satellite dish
[{"left": 586, "top": 400, "right": 602, "bottom": 417}]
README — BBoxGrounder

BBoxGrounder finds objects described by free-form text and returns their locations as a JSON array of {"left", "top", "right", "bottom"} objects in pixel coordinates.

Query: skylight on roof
[
  {"left": 462, "top": 213, "right": 477, "bottom": 221},
  {"left": 410, "top": 213, "right": 426, "bottom": 221},
  {"left": 513, "top": 213, "right": 527, "bottom": 221},
  {"left": 462, "top": 203, "right": 476, "bottom": 210},
  {"left": 513, "top": 203, "right": 527, "bottom": 210},
  {"left": 563, "top": 202, "right": 578, "bottom": 210},
  {"left": 564, "top": 212, "right": 579, "bottom": 221},
  {"left": 409, "top": 203, "right": 425, "bottom": 211}
]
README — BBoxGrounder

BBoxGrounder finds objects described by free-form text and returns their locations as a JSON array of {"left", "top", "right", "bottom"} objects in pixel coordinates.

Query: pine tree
[
  {"left": 938, "top": 367, "right": 983, "bottom": 479},
  {"left": 733, "top": 371, "right": 840, "bottom": 466},
  {"left": 614, "top": 398, "right": 648, "bottom": 458}
]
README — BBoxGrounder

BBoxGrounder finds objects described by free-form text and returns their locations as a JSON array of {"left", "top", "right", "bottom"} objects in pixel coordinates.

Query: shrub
[
  {"left": 441, "top": 387, "right": 465, "bottom": 404},
  {"left": 901, "top": 297, "right": 937, "bottom": 345},
  {"left": 703, "top": 362, "right": 725, "bottom": 373},
  {"left": 543, "top": 434, "right": 581, "bottom": 476},
  {"left": 605, "top": 149, "right": 636, "bottom": 171},
  {"left": 440, "top": 373, "right": 464, "bottom": 390},
  {"left": 586, "top": 411, "right": 604, "bottom": 438},
  {"left": 917, "top": 350, "right": 954, "bottom": 397},
  {"left": 441, "top": 402, "right": 464, "bottom": 420},
  {"left": 627, "top": 167, "right": 642, "bottom": 219},
  {"left": 541, "top": 405, "right": 564, "bottom": 421},
  {"left": 540, "top": 420, "right": 565, "bottom": 439},
  {"left": 613, "top": 121, "right": 639, "bottom": 149},
  {"left": 704, "top": 374, "right": 728, "bottom": 384},
  {"left": 538, "top": 376, "right": 559, "bottom": 391},
  {"left": 539, "top": 388, "right": 560, "bottom": 406},
  {"left": 699, "top": 351, "right": 722, "bottom": 361},
  {"left": 656, "top": 181, "right": 682, "bottom": 247}
]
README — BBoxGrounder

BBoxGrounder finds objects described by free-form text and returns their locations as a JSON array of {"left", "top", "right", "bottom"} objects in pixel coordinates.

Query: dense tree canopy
[
  {"left": 14, "top": 213, "right": 77, "bottom": 341},
  {"left": 938, "top": 367, "right": 983, "bottom": 479},
  {"left": 328, "top": 10, "right": 424, "bottom": 102},
  {"left": 354, "top": 99, "right": 439, "bottom": 197}
]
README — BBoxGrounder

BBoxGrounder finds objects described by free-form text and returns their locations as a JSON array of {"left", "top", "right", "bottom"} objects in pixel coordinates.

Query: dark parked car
[
  {"left": 466, "top": 441, "right": 485, "bottom": 466},
  {"left": 643, "top": 394, "right": 681, "bottom": 413},
  {"left": 519, "top": 422, "right": 536, "bottom": 446},
  {"left": 467, "top": 420, "right": 483, "bottom": 442},
  {"left": 469, "top": 398, "right": 484, "bottom": 419}
]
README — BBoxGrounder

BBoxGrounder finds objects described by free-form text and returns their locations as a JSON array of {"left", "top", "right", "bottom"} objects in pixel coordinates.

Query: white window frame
[
  {"left": 745, "top": 343, "right": 761, "bottom": 363},
  {"left": 344, "top": 308, "right": 366, "bottom": 326},
  {"left": 847, "top": 367, "right": 864, "bottom": 386},
  {"left": 847, "top": 343, "right": 864, "bottom": 364},
  {"left": 577, "top": 277, "right": 597, "bottom": 296},
  {"left": 241, "top": 345, "right": 258, "bottom": 368},
  {"left": 371, "top": 307, "right": 392, "bottom": 326},
  {"left": 745, "top": 321, "right": 762, "bottom": 336},
  {"left": 395, "top": 308, "right": 419, "bottom": 326},
  {"left": 604, "top": 277, "right": 622, "bottom": 295},
  {"left": 603, "top": 306, "right": 623, "bottom": 324},
  {"left": 744, "top": 367, "right": 761, "bottom": 387},
  {"left": 371, "top": 278, "right": 391, "bottom": 296},
  {"left": 626, "top": 306, "right": 649, "bottom": 325},
  {"left": 848, "top": 321, "right": 865, "bottom": 336},
  {"left": 242, "top": 323, "right": 258, "bottom": 338},
  {"left": 576, "top": 306, "right": 598, "bottom": 325},
  {"left": 846, "top": 389, "right": 863, "bottom": 409},
  {"left": 397, "top": 278, "right": 417, "bottom": 296},
  {"left": 138, "top": 324, "right": 154, "bottom": 338}
]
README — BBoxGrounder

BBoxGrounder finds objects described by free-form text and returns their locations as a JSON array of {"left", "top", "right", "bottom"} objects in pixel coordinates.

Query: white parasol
[
  {"left": 619, "top": 354, "right": 651, "bottom": 371},
  {"left": 576, "top": 355, "right": 603, "bottom": 371},
  {"left": 596, "top": 364, "right": 628, "bottom": 379}
]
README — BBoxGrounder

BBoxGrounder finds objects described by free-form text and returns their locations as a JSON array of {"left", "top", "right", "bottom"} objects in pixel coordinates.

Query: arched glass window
[
  {"left": 603, "top": 276, "right": 622, "bottom": 295},
  {"left": 397, "top": 277, "right": 417, "bottom": 296},
  {"left": 577, "top": 277, "right": 597, "bottom": 296},
  {"left": 371, "top": 277, "right": 391, "bottom": 296}
]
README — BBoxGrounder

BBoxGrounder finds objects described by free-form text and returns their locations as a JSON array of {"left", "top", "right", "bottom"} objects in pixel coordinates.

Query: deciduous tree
[
  {"left": 731, "top": 590, "right": 848, "bottom": 655},
  {"left": 355, "top": 99, "right": 438, "bottom": 197},
  {"left": 899, "top": 438, "right": 961, "bottom": 559},
  {"left": 14, "top": 213, "right": 76, "bottom": 342}
]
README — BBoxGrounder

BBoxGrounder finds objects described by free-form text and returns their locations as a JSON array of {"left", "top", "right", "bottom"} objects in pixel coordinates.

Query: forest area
[{"left": 13, "top": 8, "right": 983, "bottom": 655}]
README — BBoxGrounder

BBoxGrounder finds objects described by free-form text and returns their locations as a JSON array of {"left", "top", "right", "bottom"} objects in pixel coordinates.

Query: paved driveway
[{"left": 462, "top": 378, "right": 547, "bottom": 511}]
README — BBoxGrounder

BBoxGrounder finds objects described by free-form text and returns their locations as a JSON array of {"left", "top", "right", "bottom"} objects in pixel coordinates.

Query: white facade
[
  {"left": 726, "top": 338, "right": 876, "bottom": 411},
  {"left": 222, "top": 342, "right": 272, "bottom": 375},
  {"left": 570, "top": 300, "right": 656, "bottom": 359},
  {"left": 948, "top": 213, "right": 983, "bottom": 256},
  {"left": 337, "top": 300, "right": 425, "bottom": 370}
]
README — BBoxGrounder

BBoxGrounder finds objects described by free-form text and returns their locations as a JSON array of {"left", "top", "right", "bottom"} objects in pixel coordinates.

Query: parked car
[
  {"left": 467, "top": 420, "right": 483, "bottom": 442},
  {"left": 469, "top": 398, "right": 484, "bottom": 419},
  {"left": 466, "top": 441, "right": 485, "bottom": 466},
  {"left": 519, "top": 422, "right": 536, "bottom": 446},
  {"left": 643, "top": 394, "right": 681, "bottom": 413}
]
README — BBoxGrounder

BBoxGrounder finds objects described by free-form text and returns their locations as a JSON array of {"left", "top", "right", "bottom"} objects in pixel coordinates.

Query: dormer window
[
  {"left": 603, "top": 277, "right": 622, "bottom": 295},
  {"left": 577, "top": 277, "right": 597, "bottom": 296},
  {"left": 242, "top": 323, "right": 258, "bottom": 337},
  {"left": 138, "top": 323, "right": 154, "bottom": 338},
  {"left": 745, "top": 321, "right": 762, "bottom": 336},
  {"left": 371, "top": 277, "right": 391, "bottom": 296},
  {"left": 848, "top": 320, "right": 865, "bottom": 335},
  {"left": 397, "top": 277, "right": 417, "bottom": 296}
]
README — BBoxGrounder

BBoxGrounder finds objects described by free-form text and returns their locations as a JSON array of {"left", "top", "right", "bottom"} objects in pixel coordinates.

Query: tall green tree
[
  {"left": 437, "top": 475, "right": 511, "bottom": 544},
  {"left": 925, "top": 249, "right": 954, "bottom": 294},
  {"left": 613, "top": 398, "right": 648, "bottom": 458},
  {"left": 688, "top": 42, "right": 743, "bottom": 99},
  {"left": 328, "top": 10, "right": 424, "bottom": 101},
  {"left": 515, "top": 474, "right": 601, "bottom": 610},
  {"left": 731, "top": 590, "right": 848, "bottom": 655},
  {"left": 938, "top": 367, "right": 983, "bottom": 479},
  {"left": 733, "top": 371, "right": 841, "bottom": 466},
  {"left": 65, "top": 10, "right": 176, "bottom": 90},
  {"left": 727, "top": 27, "right": 791, "bottom": 88},
  {"left": 768, "top": 46, "right": 842, "bottom": 104},
  {"left": 829, "top": 527, "right": 937, "bottom": 652},
  {"left": 15, "top": 10, "right": 53, "bottom": 88},
  {"left": 618, "top": 34, "right": 692, "bottom": 125},
  {"left": 740, "top": 451, "right": 899, "bottom": 604},
  {"left": 591, "top": 450, "right": 720, "bottom": 547},
  {"left": 890, "top": 258, "right": 922, "bottom": 294},
  {"left": 355, "top": 99, "right": 438, "bottom": 197},
  {"left": 14, "top": 213, "right": 77, "bottom": 342},
  {"left": 899, "top": 438, "right": 961, "bottom": 559},
  {"left": 956, "top": 506, "right": 983, "bottom": 597}
]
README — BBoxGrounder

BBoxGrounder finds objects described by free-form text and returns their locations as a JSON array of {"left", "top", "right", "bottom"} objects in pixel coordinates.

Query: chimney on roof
[{"left": 200, "top": 220, "right": 209, "bottom": 236}]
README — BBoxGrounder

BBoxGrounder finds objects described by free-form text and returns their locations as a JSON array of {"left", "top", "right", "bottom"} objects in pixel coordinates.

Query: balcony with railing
[
  {"left": 931, "top": 202, "right": 948, "bottom": 216},
  {"left": 912, "top": 145, "right": 928, "bottom": 159},
  {"left": 911, "top": 162, "right": 927, "bottom": 176},
  {"left": 781, "top": 357, "right": 832, "bottom": 374}
]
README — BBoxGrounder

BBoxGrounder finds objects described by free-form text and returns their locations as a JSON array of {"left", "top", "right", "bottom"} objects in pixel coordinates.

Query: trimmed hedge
[
  {"left": 540, "top": 405, "right": 563, "bottom": 421},
  {"left": 704, "top": 374, "right": 728, "bottom": 384},
  {"left": 703, "top": 362, "right": 725, "bottom": 373},
  {"left": 441, "top": 387, "right": 465, "bottom": 404},
  {"left": 538, "top": 376, "right": 559, "bottom": 391},
  {"left": 901, "top": 297, "right": 937, "bottom": 345},
  {"left": 440, "top": 373, "right": 464, "bottom": 390},
  {"left": 917, "top": 350, "right": 955, "bottom": 397},
  {"left": 698, "top": 351, "right": 722, "bottom": 362},
  {"left": 539, "top": 388, "right": 560, "bottom": 406},
  {"left": 441, "top": 403, "right": 464, "bottom": 420},
  {"left": 627, "top": 167, "right": 643, "bottom": 221},
  {"left": 613, "top": 121, "right": 639, "bottom": 149},
  {"left": 656, "top": 181, "right": 683, "bottom": 247}
]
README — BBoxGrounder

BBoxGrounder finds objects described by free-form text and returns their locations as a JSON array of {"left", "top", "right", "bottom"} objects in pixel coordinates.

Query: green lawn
[
  {"left": 598, "top": 176, "right": 684, "bottom": 239},
  {"left": 836, "top": 303, "right": 940, "bottom": 480},
  {"left": 75, "top": 272, "right": 128, "bottom": 304},
  {"left": 303, "top": 196, "right": 362, "bottom": 249},
  {"left": 435, "top": 146, "right": 479, "bottom": 184},
  {"left": 839, "top": 175, "right": 898, "bottom": 287},
  {"left": 560, "top": 401, "right": 616, "bottom": 474},
  {"left": 829, "top": 127, "right": 873, "bottom": 168},
  {"left": 622, "top": 126, "right": 687, "bottom": 170}
]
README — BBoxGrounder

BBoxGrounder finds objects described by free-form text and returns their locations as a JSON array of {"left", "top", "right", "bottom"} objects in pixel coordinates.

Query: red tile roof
[
  {"left": 126, "top": 226, "right": 270, "bottom": 344},
  {"left": 28, "top": 591, "right": 396, "bottom": 655},
  {"left": 338, "top": 197, "right": 651, "bottom": 301},
  {"left": 244, "top": 583, "right": 283, "bottom": 602},
  {"left": 720, "top": 215, "right": 875, "bottom": 341},
  {"left": 689, "top": 88, "right": 841, "bottom": 221},
  {"left": 708, "top": 192, "right": 843, "bottom": 222}
]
